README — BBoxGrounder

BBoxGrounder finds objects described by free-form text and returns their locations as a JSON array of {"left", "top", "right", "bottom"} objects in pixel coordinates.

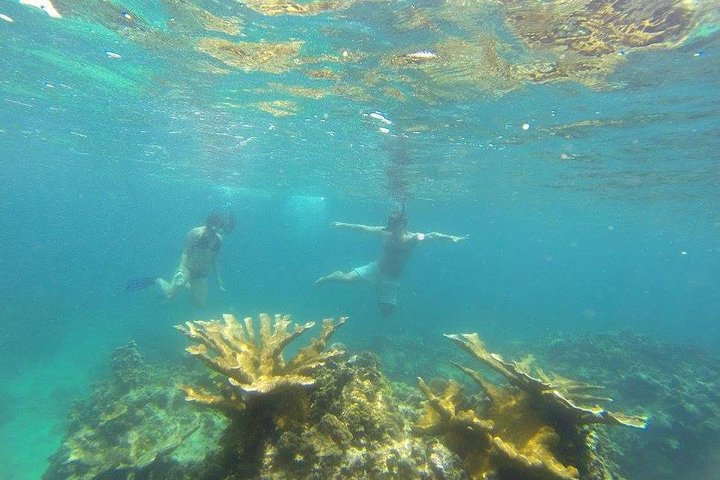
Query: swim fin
[{"left": 126, "top": 277, "right": 156, "bottom": 292}]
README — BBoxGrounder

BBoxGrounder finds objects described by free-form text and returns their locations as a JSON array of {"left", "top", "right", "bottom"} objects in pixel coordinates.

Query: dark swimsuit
[{"left": 196, "top": 232, "right": 221, "bottom": 251}]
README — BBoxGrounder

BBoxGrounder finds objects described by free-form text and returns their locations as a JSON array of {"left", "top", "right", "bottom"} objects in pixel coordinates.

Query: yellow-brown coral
[
  {"left": 417, "top": 332, "right": 647, "bottom": 479},
  {"left": 445, "top": 333, "right": 648, "bottom": 428},
  {"left": 416, "top": 379, "right": 494, "bottom": 436},
  {"left": 176, "top": 313, "right": 347, "bottom": 406},
  {"left": 417, "top": 378, "right": 579, "bottom": 479}
]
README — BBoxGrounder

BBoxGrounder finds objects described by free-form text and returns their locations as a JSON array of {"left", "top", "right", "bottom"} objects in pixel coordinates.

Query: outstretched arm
[
  {"left": 421, "top": 231, "right": 469, "bottom": 243},
  {"left": 332, "top": 221, "right": 386, "bottom": 235}
]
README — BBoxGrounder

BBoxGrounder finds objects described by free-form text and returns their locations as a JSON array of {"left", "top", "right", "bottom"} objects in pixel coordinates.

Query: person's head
[
  {"left": 205, "top": 212, "right": 236, "bottom": 235},
  {"left": 205, "top": 213, "right": 226, "bottom": 234},
  {"left": 384, "top": 208, "right": 408, "bottom": 234}
]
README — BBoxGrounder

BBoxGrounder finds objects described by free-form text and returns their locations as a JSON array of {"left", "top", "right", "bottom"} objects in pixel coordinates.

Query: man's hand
[{"left": 451, "top": 234, "right": 469, "bottom": 243}]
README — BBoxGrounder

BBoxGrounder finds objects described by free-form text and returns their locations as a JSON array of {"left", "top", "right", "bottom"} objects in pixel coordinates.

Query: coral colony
[{"left": 44, "top": 311, "right": 650, "bottom": 479}]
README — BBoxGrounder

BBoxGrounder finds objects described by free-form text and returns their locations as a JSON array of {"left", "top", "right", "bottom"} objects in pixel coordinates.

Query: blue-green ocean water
[{"left": 1, "top": 0, "right": 719, "bottom": 478}]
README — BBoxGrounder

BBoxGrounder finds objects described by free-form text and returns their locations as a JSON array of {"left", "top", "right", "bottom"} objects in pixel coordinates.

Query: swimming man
[{"left": 315, "top": 209, "right": 467, "bottom": 315}]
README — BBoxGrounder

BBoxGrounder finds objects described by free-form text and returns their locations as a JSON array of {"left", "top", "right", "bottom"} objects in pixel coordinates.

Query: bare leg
[
  {"left": 315, "top": 270, "right": 360, "bottom": 286},
  {"left": 189, "top": 278, "right": 208, "bottom": 307},
  {"left": 156, "top": 277, "right": 180, "bottom": 298},
  {"left": 156, "top": 271, "right": 186, "bottom": 299}
]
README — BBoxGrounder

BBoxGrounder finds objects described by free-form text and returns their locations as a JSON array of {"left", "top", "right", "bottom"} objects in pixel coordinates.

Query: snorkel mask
[
  {"left": 384, "top": 206, "right": 407, "bottom": 232},
  {"left": 204, "top": 212, "right": 236, "bottom": 235},
  {"left": 205, "top": 213, "right": 226, "bottom": 233}
]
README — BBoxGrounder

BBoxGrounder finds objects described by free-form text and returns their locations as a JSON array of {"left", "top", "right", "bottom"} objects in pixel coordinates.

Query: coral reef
[
  {"left": 366, "top": 328, "right": 720, "bottom": 479},
  {"left": 416, "top": 333, "right": 647, "bottom": 480},
  {"left": 43, "top": 341, "right": 227, "bottom": 480},
  {"left": 446, "top": 333, "right": 647, "bottom": 429},
  {"left": 531, "top": 331, "right": 720, "bottom": 480},
  {"left": 47, "top": 317, "right": 678, "bottom": 480}
]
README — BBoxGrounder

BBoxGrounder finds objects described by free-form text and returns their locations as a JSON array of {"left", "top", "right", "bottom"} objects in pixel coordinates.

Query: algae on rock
[{"left": 43, "top": 342, "right": 226, "bottom": 480}]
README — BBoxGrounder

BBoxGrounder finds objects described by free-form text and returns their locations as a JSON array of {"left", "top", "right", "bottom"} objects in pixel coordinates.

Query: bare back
[
  {"left": 377, "top": 232, "right": 419, "bottom": 278},
  {"left": 184, "top": 226, "right": 222, "bottom": 277}
]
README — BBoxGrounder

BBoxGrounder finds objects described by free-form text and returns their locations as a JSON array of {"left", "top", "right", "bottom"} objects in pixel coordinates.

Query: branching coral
[
  {"left": 417, "top": 378, "right": 580, "bottom": 480},
  {"left": 445, "top": 333, "right": 648, "bottom": 429},
  {"left": 416, "top": 378, "right": 494, "bottom": 436},
  {"left": 175, "top": 313, "right": 348, "bottom": 476},
  {"left": 417, "top": 332, "right": 648, "bottom": 480},
  {"left": 176, "top": 313, "right": 347, "bottom": 410}
]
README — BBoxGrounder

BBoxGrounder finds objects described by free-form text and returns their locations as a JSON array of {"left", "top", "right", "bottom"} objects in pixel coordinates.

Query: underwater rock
[
  {"left": 197, "top": 39, "right": 304, "bottom": 74},
  {"left": 43, "top": 342, "right": 227, "bottom": 480},
  {"left": 256, "top": 354, "right": 466, "bottom": 479},
  {"left": 500, "top": 0, "right": 701, "bottom": 88},
  {"left": 241, "top": 0, "right": 356, "bottom": 16},
  {"left": 109, "top": 340, "right": 149, "bottom": 390}
]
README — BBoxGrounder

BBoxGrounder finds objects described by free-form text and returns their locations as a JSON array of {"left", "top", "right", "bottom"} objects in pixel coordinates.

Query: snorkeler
[
  {"left": 127, "top": 213, "right": 234, "bottom": 306},
  {"left": 315, "top": 208, "right": 467, "bottom": 316}
]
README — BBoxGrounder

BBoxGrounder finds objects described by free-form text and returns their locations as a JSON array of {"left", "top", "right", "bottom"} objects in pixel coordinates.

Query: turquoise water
[{"left": 1, "top": 0, "right": 719, "bottom": 478}]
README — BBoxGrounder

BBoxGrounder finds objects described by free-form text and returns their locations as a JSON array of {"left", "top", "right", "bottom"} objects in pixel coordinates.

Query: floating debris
[
  {"left": 4, "top": 98, "right": 33, "bottom": 107},
  {"left": 368, "top": 111, "right": 392, "bottom": 124},
  {"left": 406, "top": 50, "right": 438, "bottom": 60}
]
